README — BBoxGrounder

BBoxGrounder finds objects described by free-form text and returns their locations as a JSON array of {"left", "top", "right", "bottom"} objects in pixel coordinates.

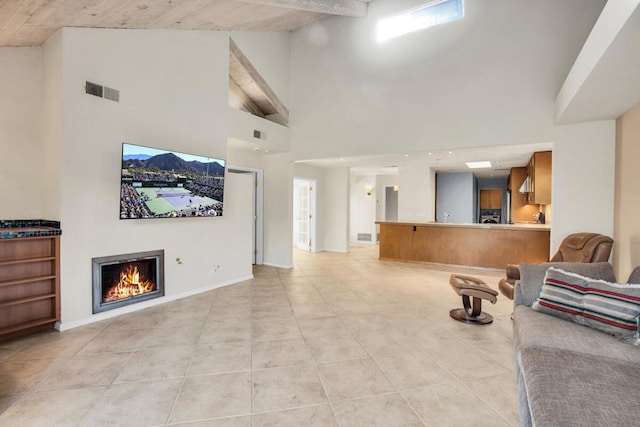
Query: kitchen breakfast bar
[{"left": 376, "top": 221, "right": 550, "bottom": 270}]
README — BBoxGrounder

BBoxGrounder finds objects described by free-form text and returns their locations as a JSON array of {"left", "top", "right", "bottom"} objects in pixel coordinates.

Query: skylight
[
  {"left": 377, "top": 0, "right": 464, "bottom": 43},
  {"left": 466, "top": 161, "right": 492, "bottom": 169}
]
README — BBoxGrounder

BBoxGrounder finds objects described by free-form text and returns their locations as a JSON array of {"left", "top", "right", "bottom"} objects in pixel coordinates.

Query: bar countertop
[
  {"left": 375, "top": 220, "right": 550, "bottom": 231},
  {"left": 0, "top": 219, "right": 62, "bottom": 239},
  {"left": 377, "top": 220, "right": 551, "bottom": 269}
]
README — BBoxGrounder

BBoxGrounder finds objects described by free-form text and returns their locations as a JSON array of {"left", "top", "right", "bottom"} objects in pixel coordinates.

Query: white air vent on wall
[{"left": 85, "top": 81, "right": 119, "bottom": 103}]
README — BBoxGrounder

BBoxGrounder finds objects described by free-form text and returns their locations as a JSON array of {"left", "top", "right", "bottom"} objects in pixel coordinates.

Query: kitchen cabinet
[
  {"left": 527, "top": 151, "right": 552, "bottom": 205},
  {"left": 509, "top": 167, "right": 540, "bottom": 222},
  {"left": 480, "top": 189, "right": 502, "bottom": 209}
]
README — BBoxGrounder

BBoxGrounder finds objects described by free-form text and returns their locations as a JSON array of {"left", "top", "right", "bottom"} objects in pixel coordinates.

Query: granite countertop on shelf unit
[{"left": 0, "top": 219, "right": 62, "bottom": 239}]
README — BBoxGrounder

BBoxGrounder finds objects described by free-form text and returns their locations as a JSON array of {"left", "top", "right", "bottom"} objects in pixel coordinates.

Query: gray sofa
[{"left": 513, "top": 262, "right": 640, "bottom": 426}]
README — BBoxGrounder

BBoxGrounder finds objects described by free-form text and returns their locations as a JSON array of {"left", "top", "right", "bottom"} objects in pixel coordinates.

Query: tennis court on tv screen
[{"left": 120, "top": 172, "right": 224, "bottom": 219}]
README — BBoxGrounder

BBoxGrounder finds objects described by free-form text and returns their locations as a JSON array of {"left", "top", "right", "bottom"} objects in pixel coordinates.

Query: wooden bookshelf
[{"left": 0, "top": 235, "right": 60, "bottom": 339}]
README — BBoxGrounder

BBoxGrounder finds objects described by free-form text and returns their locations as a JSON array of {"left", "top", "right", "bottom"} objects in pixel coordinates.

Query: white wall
[
  {"left": 0, "top": 48, "right": 44, "bottom": 219},
  {"left": 263, "top": 152, "right": 294, "bottom": 267},
  {"left": 227, "top": 146, "right": 264, "bottom": 171},
  {"left": 3, "top": 27, "right": 297, "bottom": 327},
  {"left": 551, "top": 120, "right": 615, "bottom": 254},
  {"left": 322, "top": 167, "right": 350, "bottom": 252},
  {"left": 41, "top": 32, "right": 63, "bottom": 221},
  {"left": 289, "top": 0, "right": 605, "bottom": 161},
  {"left": 227, "top": 107, "right": 289, "bottom": 154},
  {"left": 397, "top": 164, "right": 435, "bottom": 222}
]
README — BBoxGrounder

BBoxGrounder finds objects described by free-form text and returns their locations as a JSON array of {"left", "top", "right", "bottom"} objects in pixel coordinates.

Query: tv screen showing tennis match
[{"left": 120, "top": 143, "right": 225, "bottom": 219}]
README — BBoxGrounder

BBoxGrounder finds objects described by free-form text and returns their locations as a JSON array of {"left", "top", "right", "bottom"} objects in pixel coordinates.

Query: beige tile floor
[{"left": 0, "top": 245, "right": 518, "bottom": 426}]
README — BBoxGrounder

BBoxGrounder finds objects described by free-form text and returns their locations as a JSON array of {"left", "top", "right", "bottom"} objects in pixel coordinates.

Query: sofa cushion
[
  {"left": 521, "top": 346, "right": 640, "bottom": 427},
  {"left": 514, "top": 306, "right": 640, "bottom": 363},
  {"left": 628, "top": 266, "right": 640, "bottom": 284},
  {"left": 532, "top": 268, "right": 640, "bottom": 344},
  {"left": 516, "top": 262, "right": 616, "bottom": 307}
]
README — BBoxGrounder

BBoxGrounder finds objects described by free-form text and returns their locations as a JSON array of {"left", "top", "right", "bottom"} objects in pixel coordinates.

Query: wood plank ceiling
[{"left": 0, "top": 0, "right": 370, "bottom": 47}]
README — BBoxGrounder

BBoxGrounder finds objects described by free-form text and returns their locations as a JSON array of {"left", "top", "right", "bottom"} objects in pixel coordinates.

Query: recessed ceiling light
[
  {"left": 448, "top": 151, "right": 453, "bottom": 154},
  {"left": 404, "top": 154, "right": 409, "bottom": 157},
  {"left": 253, "top": 147, "right": 261, "bottom": 152},
  {"left": 428, "top": 152, "right": 433, "bottom": 156},
  {"left": 466, "top": 161, "right": 492, "bottom": 169},
  {"left": 339, "top": 158, "right": 345, "bottom": 161}
]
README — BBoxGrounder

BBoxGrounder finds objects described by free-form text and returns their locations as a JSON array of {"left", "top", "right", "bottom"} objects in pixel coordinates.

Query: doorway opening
[
  {"left": 293, "top": 178, "right": 317, "bottom": 253},
  {"left": 383, "top": 185, "right": 398, "bottom": 221},
  {"left": 228, "top": 166, "right": 263, "bottom": 265}
]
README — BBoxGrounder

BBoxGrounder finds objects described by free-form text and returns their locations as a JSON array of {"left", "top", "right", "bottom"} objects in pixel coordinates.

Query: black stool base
[{"left": 449, "top": 308, "right": 494, "bottom": 325}]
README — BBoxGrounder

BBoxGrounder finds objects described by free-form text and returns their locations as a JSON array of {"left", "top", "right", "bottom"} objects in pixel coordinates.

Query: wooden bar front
[{"left": 378, "top": 223, "right": 550, "bottom": 269}]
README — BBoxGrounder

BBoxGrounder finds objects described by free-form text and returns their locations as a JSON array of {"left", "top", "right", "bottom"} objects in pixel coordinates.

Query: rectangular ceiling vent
[
  {"left": 103, "top": 86, "right": 120, "bottom": 102},
  {"left": 85, "top": 81, "right": 119, "bottom": 103}
]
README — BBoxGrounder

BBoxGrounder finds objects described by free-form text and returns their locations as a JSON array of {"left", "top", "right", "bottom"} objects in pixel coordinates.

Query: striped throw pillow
[{"left": 532, "top": 267, "right": 640, "bottom": 344}]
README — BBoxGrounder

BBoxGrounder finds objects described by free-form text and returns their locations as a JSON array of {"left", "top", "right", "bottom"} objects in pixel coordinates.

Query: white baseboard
[
  {"left": 350, "top": 240, "right": 379, "bottom": 245},
  {"left": 55, "top": 274, "right": 254, "bottom": 332},
  {"left": 322, "top": 248, "right": 349, "bottom": 253},
  {"left": 262, "top": 262, "right": 294, "bottom": 269}
]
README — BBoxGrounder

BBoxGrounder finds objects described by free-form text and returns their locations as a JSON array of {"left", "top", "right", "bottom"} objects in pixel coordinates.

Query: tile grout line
[
  {"left": 308, "top": 266, "right": 429, "bottom": 425},
  {"left": 339, "top": 314, "right": 429, "bottom": 426},
  {"left": 159, "top": 298, "right": 220, "bottom": 426},
  {"left": 287, "top": 264, "right": 343, "bottom": 426}
]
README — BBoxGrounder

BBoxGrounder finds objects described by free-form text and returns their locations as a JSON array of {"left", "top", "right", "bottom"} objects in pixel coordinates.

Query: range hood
[{"left": 518, "top": 176, "right": 530, "bottom": 194}]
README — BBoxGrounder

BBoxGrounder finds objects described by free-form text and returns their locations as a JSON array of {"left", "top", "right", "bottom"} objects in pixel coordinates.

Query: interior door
[
  {"left": 294, "top": 178, "right": 315, "bottom": 252},
  {"left": 228, "top": 167, "right": 262, "bottom": 265}
]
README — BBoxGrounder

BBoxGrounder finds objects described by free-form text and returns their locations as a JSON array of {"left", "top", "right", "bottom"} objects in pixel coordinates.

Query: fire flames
[{"left": 104, "top": 264, "right": 156, "bottom": 302}]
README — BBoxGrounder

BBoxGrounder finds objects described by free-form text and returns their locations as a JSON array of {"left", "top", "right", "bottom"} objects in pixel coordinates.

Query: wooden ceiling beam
[
  {"left": 229, "top": 37, "right": 289, "bottom": 123},
  {"left": 229, "top": 77, "right": 266, "bottom": 118},
  {"left": 237, "top": 0, "right": 368, "bottom": 18}
]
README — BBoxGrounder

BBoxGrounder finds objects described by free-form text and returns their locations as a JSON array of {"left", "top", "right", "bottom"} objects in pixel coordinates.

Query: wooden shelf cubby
[{"left": 0, "top": 235, "right": 60, "bottom": 339}]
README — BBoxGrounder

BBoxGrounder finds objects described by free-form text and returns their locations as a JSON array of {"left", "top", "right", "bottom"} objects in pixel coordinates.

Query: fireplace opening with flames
[{"left": 92, "top": 250, "right": 164, "bottom": 314}]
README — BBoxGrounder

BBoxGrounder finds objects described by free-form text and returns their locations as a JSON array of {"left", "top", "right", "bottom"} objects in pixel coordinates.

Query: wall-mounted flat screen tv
[{"left": 120, "top": 143, "right": 225, "bottom": 219}]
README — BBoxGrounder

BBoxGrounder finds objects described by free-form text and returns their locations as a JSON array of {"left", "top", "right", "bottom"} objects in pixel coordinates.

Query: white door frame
[
  {"left": 293, "top": 177, "right": 318, "bottom": 253},
  {"left": 228, "top": 165, "right": 264, "bottom": 265}
]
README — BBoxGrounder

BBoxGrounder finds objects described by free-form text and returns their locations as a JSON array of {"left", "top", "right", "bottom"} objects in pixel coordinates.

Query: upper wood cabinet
[
  {"left": 527, "top": 151, "right": 552, "bottom": 205},
  {"left": 509, "top": 167, "right": 540, "bottom": 222},
  {"left": 480, "top": 189, "right": 502, "bottom": 209}
]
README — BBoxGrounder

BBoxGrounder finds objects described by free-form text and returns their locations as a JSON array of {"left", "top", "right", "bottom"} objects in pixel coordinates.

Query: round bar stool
[{"left": 449, "top": 274, "right": 498, "bottom": 325}]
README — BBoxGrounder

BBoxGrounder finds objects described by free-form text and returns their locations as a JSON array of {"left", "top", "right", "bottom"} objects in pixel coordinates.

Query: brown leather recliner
[{"left": 498, "top": 232, "right": 613, "bottom": 300}]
